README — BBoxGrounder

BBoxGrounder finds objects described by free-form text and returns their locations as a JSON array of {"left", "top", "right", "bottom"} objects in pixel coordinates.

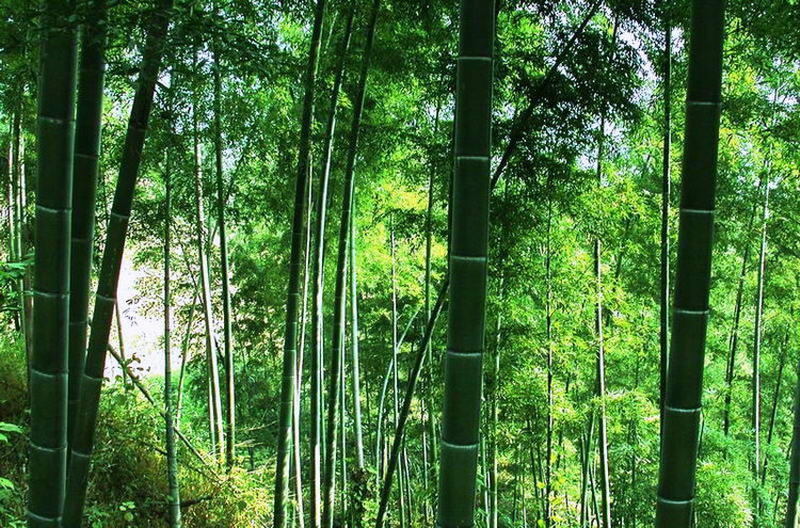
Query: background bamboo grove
[{"left": 3, "top": 0, "right": 800, "bottom": 527}]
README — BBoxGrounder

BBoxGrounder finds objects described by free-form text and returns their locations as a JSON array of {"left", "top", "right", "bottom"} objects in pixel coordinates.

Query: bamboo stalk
[
  {"left": 163, "top": 144, "right": 182, "bottom": 527},
  {"left": 656, "top": 1, "right": 726, "bottom": 525},
  {"left": 435, "top": 1, "right": 495, "bottom": 525},
  {"left": 28, "top": 0, "right": 78, "bottom": 524},
  {"left": 63, "top": 3, "right": 173, "bottom": 524},
  {"left": 274, "top": 0, "right": 327, "bottom": 524},
  {"left": 322, "top": 1, "right": 381, "bottom": 525}
]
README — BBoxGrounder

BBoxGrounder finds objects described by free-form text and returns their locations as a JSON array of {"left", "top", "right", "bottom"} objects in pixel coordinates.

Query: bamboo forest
[{"left": 4, "top": 0, "right": 800, "bottom": 526}]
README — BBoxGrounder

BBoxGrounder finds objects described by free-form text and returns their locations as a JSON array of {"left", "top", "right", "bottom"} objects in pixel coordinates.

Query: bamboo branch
[{"left": 105, "top": 343, "right": 219, "bottom": 478}]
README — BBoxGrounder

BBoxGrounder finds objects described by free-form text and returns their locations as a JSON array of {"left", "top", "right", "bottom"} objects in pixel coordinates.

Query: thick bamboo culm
[
  {"left": 27, "top": 0, "right": 78, "bottom": 525},
  {"left": 655, "top": 1, "right": 726, "bottom": 526},
  {"left": 436, "top": 1, "right": 495, "bottom": 527}
]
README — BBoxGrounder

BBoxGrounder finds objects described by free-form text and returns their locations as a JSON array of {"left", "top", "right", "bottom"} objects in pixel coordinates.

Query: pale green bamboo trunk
[
  {"left": 752, "top": 178, "right": 769, "bottom": 526},
  {"left": 659, "top": 0, "right": 672, "bottom": 438},
  {"left": 191, "top": 95, "right": 224, "bottom": 462},
  {"left": 349, "top": 199, "right": 364, "bottom": 469},
  {"left": 212, "top": 24, "right": 236, "bottom": 471},
  {"left": 11, "top": 110, "right": 32, "bottom": 368},
  {"left": 309, "top": 6, "right": 355, "bottom": 524},
  {"left": 322, "top": 2, "right": 381, "bottom": 525},
  {"left": 164, "top": 143, "right": 181, "bottom": 528}
]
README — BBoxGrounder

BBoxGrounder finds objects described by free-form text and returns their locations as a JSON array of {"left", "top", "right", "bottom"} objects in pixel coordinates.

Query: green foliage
[
  {"left": 0, "top": 338, "right": 30, "bottom": 526},
  {"left": 2, "top": 0, "right": 800, "bottom": 526},
  {"left": 0, "top": 343, "right": 274, "bottom": 527}
]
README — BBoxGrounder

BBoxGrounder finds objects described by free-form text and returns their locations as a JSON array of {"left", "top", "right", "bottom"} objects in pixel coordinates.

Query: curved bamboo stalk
[
  {"left": 322, "top": 1, "right": 381, "bottom": 525},
  {"left": 63, "top": 3, "right": 173, "bottom": 524},
  {"left": 104, "top": 344, "right": 215, "bottom": 474}
]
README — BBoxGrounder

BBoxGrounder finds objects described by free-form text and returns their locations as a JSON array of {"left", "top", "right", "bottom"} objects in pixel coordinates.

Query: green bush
[{"left": 0, "top": 337, "right": 272, "bottom": 527}]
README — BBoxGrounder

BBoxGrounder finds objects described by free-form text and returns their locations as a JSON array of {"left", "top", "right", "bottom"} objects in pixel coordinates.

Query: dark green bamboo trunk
[
  {"left": 784, "top": 356, "right": 800, "bottom": 528},
  {"left": 63, "top": 3, "right": 172, "bottom": 525},
  {"left": 293, "top": 156, "right": 313, "bottom": 528},
  {"left": 212, "top": 30, "right": 236, "bottom": 471},
  {"left": 390, "top": 215, "right": 405, "bottom": 527},
  {"left": 68, "top": 0, "right": 107, "bottom": 452},
  {"left": 339, "top": 324, "right": 348, "bottom": 520},
  {"left": 436, "top": 1, "right": 494, "bottom": 527},
  {"left": 164, "top": 147, "right": 181, "bottom": 528},
  {"left": 761, "top": 335, "right": 787, "bottom": 487},
  {"left": 322, "top": 2, "right": 380, "bottom": 525},
  {"left": 655, "top": 1, "right": 725, "bottom": 525},
  {"left": 595, "top": 118, "right": 613, "bottom": 528},
  {"left": 28, "top": 0, "right": 78, "bottom": 525},
  {"left": 374, "top": 11, "right": 598, "bottom": 522},
  {"left": 274, "top": 0, "right": 326, "bottom": 525},
  {"left": 723, "top": 203, "right": 757, "bottom": 436},
  {"left": 390, "top": 8, "right": 606, "bottom": 490},
  {"left": 545, "top": 196, "right": 553, "bottom": 528}
]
